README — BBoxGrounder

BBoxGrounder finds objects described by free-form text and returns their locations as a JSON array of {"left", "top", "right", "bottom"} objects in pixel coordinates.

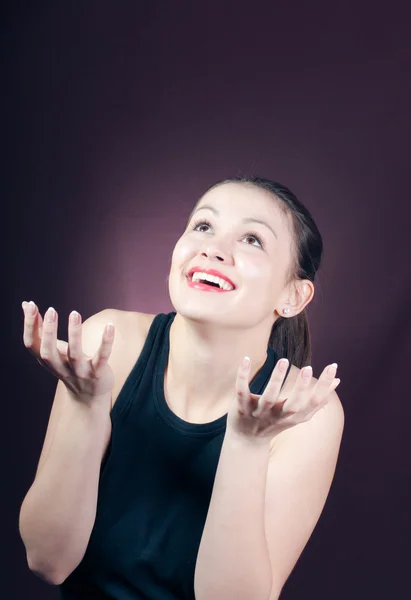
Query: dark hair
[{"left": 192, "top": 175, "right": 323, "bottom": 368}]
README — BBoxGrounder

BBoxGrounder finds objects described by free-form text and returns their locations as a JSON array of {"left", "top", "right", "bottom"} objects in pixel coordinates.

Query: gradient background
[{"left": 5, "top": 1, "right": 410, "bottom": 598}]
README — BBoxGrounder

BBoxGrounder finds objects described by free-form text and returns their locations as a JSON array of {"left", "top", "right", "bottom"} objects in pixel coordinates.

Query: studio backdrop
[{"left": 4, "top": 1, "right": 410, "bottom": 599}]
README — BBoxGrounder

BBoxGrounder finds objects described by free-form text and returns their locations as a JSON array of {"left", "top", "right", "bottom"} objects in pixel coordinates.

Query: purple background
[{"left": 5, "top": 1, "right": 410, "bottom": 598}]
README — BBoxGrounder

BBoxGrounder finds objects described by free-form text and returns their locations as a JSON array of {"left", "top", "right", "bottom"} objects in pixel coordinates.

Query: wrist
[
  {"left": 225, "top": 426, "right": 272, "bottom": 450},
  {"left": 65, "top": 389, "right": 112, "bottom": 415}
]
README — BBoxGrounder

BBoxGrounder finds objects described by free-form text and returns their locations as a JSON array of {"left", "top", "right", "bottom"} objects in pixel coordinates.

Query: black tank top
[{"left": 59, "top": 311, "right": 291, "bottom": 599}]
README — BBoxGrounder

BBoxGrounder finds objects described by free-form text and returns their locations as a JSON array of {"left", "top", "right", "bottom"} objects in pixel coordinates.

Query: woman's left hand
[{"left": 226, "top": 357, "right": 341, "bottom": 442}]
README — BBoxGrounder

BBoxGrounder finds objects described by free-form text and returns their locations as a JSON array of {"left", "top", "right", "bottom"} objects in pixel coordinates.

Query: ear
[
  {"left": 278, "top": 279, "right": 314, "bottom": 317},
  {"left": 297, "top": 279, "right": 315, "bottom": 310}
]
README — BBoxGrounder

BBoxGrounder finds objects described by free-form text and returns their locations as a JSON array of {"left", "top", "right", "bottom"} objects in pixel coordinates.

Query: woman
[{"left": 19, "top": 176, "right": 344, "bottom": 600}]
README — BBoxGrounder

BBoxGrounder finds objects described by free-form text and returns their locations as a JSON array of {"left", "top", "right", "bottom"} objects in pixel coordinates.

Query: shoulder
[
  {"left": 89, "top": 309, "right": 157, "bottom": 410},
  {"left": 91, "top": 308, "right": 157, "bottom": 340},
  {"left": 82, "top": 307, "right": 156, "bottom": 350},
  {"left": 96, "top": 307, "right": 156, "bottom": 327},
  {"left": 103, "top": 307, "right": 158, "bottom": 362}
]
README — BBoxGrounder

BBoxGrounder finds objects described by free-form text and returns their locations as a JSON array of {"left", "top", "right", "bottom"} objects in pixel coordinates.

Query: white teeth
[{"left": 190, "top": 271, "right": 234, "bottom": 291}]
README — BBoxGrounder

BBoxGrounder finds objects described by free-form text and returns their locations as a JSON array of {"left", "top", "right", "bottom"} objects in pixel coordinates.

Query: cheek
[
  {"left": 239, "top": 256, "right": 270, "bottom": 284},
  {"left": 172, "top": 239, "right": 194, "bottom": 265},
  {"left": 241, "top": 261, "right": 278, "bottom": 304},
  {"left": 169, "top": 241, "right": 192, "bottom": 280}
]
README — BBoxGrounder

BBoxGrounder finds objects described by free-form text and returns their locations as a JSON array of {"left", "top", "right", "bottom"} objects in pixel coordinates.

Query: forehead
[
  {"left": 201, "top": 182, "right": 272, "bottom": 207},
  {"left": 196, "top": 183, "right": 289, "bottom": 230}
]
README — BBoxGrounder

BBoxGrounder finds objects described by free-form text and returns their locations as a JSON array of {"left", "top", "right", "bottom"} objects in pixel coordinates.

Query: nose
[{"left": 200, "top": 240, "right": 234, "bottom": 264}]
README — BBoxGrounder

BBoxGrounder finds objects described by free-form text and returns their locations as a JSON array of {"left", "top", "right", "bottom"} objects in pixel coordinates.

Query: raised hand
[
  {"left": 227, "top": 356, "right": 341, "bottom": 442},
  {"left": 22, "top": 301, "right": 116, "bottom": 404}
]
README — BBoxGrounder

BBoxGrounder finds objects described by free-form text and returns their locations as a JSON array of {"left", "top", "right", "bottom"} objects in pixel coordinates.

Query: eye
[
  {"left": 192, "top": 218, "right": 213, "bottom": 233},
  {"left": 191, "top": 219, "right": 265, "bottom": 249}
]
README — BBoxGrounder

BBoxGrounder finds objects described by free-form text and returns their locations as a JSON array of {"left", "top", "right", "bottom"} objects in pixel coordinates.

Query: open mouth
[
  {"left": 196, "top": 279, "right": 219, "bottom": 288},
  {"left": 187, "top": 272, "right": 235, "bottom": 291},
  {"left": 186, "top": 273, "right": 234, "bottom": 294}
]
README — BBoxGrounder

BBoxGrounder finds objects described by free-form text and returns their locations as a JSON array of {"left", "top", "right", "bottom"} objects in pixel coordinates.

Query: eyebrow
[{"left": 190, "top": 204, "right": 278, "bottom": 240}]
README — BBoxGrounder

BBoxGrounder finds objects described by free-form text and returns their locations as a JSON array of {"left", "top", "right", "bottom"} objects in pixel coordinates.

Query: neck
[{"left": 166, "top": 312, "right": 272, "bottom": 419}]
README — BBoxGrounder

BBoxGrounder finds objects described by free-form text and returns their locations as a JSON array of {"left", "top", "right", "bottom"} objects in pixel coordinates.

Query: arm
[
  {"left": 264, "top": 391, "right": 344, "bottom": 598},
  {"left": 19, "top": 393, "right": 111, "bottom": 585},
  {"left": 18, "top": 306, "right": 115, "bottom": 585},
  {"left": 194, "top": 429, "right": 273, "bottom": 600},
  {"left": 194, "top": 390, "right": 344, "bottom": 600}
]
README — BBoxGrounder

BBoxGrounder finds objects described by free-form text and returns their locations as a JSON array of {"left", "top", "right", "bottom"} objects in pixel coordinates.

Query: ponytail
[{"left": 268, "top": 308, "right": 311, "bottom": 369}]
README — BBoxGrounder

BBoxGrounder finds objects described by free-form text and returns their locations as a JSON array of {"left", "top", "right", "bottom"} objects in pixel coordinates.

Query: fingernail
[
  {"left": 69, "top": 311, "right": 80, "bottom": 325},
  {"left": 26, "top": 301, "right": 35, "bottom": 316},
  {"left": 279, "top": 358, "right": 289, "bottom": 372},
  {"left": 46, "top": 307, "right": 56, "bottom": 322},
  {"left": 303, "top": 365, "right": 312, "bottom": 380},
  {"left": 328, "top": 363, "right": 338, "bottom": 374}
]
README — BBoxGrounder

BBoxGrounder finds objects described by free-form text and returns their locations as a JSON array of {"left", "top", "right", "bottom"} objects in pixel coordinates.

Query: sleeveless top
[{"left": 59, "top": 311, "right": 291, "bottom": 599}]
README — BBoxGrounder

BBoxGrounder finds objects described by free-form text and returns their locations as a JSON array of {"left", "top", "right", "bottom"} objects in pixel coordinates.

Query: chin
[
  {"left": 168, "top": 269, "right": 260, "bottom": 327},
  {"left": 168, "top": 295, "right": 248, "bottom": 332}
]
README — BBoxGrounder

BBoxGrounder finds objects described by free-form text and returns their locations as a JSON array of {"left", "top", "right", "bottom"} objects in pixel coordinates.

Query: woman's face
[{"left": 168, "top": 182, "right": 295, "bottom": 329}]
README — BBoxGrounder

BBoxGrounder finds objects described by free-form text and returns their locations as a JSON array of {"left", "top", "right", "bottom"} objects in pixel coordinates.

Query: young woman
[{"left": 19, "top": 176, "right": 344, "bottom": 600}]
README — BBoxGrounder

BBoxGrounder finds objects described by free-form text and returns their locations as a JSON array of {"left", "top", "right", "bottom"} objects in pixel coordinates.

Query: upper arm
[
  {"left": 32, "top": 308, "right": 118, "bottom": 481},
  {"left": 265, "top": 391, "right": 345, "bottom": 599}
]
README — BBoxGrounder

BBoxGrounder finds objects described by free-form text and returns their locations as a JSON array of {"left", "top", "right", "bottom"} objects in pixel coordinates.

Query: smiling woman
[
  {"left": 169, "top": 176, "right": 321, "bottom": 370},
  {"left": 20, "top": 174, "right": 343, "bottom": 600},
  {"left": 165, "top": 176, "right": 342, "bottom": 599},
  {"left": 186, "top": 177, "right": 323, "bottom": 367}
]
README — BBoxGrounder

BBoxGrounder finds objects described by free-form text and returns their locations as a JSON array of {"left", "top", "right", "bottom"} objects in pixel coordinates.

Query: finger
[
  {"left": 235, "top": 356, "right": 252, "bottom": 415},
  {"left": 67, "top": 311, "right": 86, "bottom": 374},
  {"left": 251, "top": 358, "right": 289, "bottom": 418},
  {"left": 332, "top": 378, "right": 341, "bottom": 390},
  {"left": 39, "top": 307, "right": 67, "bottom": 375},
  {"left": 284, "top": 363, "right": 339, "bottom": 416},
  {"left": 56, "top": 339, "right": 69, "bottom": 355},
  {"left": 310, "top": 363, "right": 339, "bottom": 408},
  {"left": 22, "top": 301, "right": 42, "bottom": 353},
  {"left": 280, "top": 365, "right": 314, "bottom": 416},
  {"left": 91, "top": 321, "right": 115, "bottom": 376},
  {"left": 309, "top": 378, "right": 341, "bottom": 418}
]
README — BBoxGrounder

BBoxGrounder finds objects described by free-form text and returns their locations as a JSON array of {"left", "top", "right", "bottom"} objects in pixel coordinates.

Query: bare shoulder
[
  {"left": 100, "top": 309, "right": 157, "bottom": 410},
  {"left": 105, "top": 308, "right": 157, "bottom": 338}
]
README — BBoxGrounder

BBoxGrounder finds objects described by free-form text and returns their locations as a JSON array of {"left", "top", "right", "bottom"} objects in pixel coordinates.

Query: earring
[{"left": 283, "top": 308, "right": 290, "bottom": 314}]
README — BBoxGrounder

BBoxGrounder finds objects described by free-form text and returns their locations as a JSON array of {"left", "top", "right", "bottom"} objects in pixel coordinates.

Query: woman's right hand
[{"left": 22, "top": 301, "right": 116, "bottom": 404}]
